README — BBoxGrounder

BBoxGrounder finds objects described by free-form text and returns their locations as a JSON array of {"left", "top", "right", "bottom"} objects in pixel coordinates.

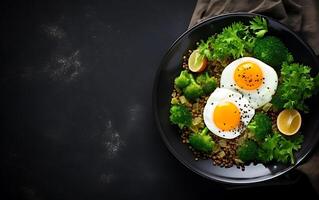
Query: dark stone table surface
[{"left": 1, "top": 0, "right": 318, "bottom": 199}]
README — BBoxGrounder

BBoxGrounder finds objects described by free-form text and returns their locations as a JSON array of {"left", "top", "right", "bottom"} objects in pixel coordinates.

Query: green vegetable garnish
[
  {"left": 253, "top": 36, "right": 289, "bottom": 68},
  {"left": 174, "top": 70, "right": 191, "bottom": 89},
  {"left": 198, "top": 36, "right": 215, "bottom": 61},
  {"left": 183, "top": 74, "right": 204, "bottom": 101},
  {"left": 169, "top": 104, "right": 192, "bottom": 129},
  {"left": 247, "top": 113, "right": 272, "bottom": 142},
  {"left": 174, "top": 71, "right": 217, "bottom": 101},
  {"left": 258, "top": 132, "right": 303, "bottom": 164},
  {"left": 198, "top": 16, "right": 268, "bottom": 62},
  {"left": 196, "top": 72, "right": 217, "bottom": 94},
  {"left": 189, "top": 127, "right": 215, "bottom": 153},
  {"left": 212, "top": 22, "right": 254, "bottom": 60},
  {"left": 272, "top": 62, "right": 314, "bottom": 112},
  {"left": 249, "top": 16, "right": 268, "bottom": 38},
  {"left": 237, "top": 140, "right": 258, "bottom": 162}
]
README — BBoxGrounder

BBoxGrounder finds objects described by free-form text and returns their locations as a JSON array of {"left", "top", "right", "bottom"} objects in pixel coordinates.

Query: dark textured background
[{"left": 1, "top": 0, "right": 318, "bottom": 199}]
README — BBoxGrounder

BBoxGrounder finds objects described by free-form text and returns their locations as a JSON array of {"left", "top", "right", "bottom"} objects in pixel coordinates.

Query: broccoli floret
[
  {"left": 237, "top": 140, "right": 258, "bottom": 162},
  {"left": 247, "top": 113, "right": 272, "bottom": 142},
  {"left": 189, "top": 127, "right": 215, "bottom": 153},
  {"left": 169, "top": 104, "right": 192, "bottom": 129},
  {"left": 253, "top": 36, "right": 289, "bottom": 68},
  {"left": 174, "top": 70, "right": 191, "bottom": 89},
  {"left": 183, "top": 74, "right": 204, "bottom": 101},
  {"left": 196, "top": 72, "right": 217, "bottom": 94}
]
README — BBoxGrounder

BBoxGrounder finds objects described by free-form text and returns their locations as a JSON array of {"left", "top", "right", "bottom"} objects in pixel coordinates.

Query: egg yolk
[
  {"left": 234, "top": 62, "right": 263, "bottom": 90},
  {"left": 213, "top": 102, "right": 241, "bottom": 131}
]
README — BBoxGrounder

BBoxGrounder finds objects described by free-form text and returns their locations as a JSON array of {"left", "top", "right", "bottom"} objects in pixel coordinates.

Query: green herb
[
  {"left": 249, "top": 16, "right": 268, "bottom": 38},
  {"left": 257, "top": 132, "right": 281, "bottom": 162},
  {"left": 198, "top": 16, "right": 268, "bottom": 62},
  {"left": 272, "top": 62, "right": 314, "bottom": 112},
  {"left": 213, "top": 22, "right": 252, "bottom": 60},
  {"left": 198, "top": 36, "right": 215, "bottom": 61},
  {"left": 258, "top": 132, "right": 303, "bottom": 164}
]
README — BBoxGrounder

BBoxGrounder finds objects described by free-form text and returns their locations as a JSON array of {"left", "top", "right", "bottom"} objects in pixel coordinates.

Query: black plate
[{"left": 153, "top": 13, "right": 319, "bottom": 184}]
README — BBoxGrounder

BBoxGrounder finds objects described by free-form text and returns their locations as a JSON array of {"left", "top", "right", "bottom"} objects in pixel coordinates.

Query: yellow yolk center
[
  {"left": 234, "top": 62, "right": 263, "bottom": 90},
  {"left": 213, "top": 102, "right": 241, "bottom": 131}
]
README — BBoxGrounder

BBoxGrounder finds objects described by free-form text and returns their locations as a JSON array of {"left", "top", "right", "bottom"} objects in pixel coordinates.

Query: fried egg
[
  {"left": 203, "top": 88, "right": 255, "bottom": 139},
  {"left": 220, "top": 57, "right": 278, "bottom": 109}
]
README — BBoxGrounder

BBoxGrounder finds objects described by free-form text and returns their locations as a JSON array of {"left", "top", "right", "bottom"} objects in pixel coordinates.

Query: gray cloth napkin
[
  {"left": 189, "top": 0, "right": 319, "bottom": 193},
  {"left": 189, "top": 0, "right": 319, "bottom": 55}
]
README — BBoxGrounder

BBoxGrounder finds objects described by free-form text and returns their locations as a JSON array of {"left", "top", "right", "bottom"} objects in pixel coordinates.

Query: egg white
[
  {"left": 220, "top": 57, "right": 278, "bottom": 109},
  {"left": 203, "top": 88, "right": 255, "bottom": 139}
]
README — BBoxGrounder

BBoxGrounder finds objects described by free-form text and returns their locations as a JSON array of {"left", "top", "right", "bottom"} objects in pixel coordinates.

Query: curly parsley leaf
[
  {"left": 249, "top": 16, "right": 268, "bottom": 38},
  {"left": 212, "top": 22, "right": 253, "bottom": 60},
  {"left": 258, "top": 132, "right": 281, "bottom": 162},
  {"left": 272, "top": 62, "right": 314, "bottom": 112},
  {"left": 274, "top": 135, "right": 303, "bottom": 164},
  {"left": 197, "top": 16, "right": 268, "bottom": 62},
  {"left": 198, "top": 36, "right": 215, "bottom": 61},
  {"left": 258, "top": 132, "right": 303, "bottom": 164}
]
